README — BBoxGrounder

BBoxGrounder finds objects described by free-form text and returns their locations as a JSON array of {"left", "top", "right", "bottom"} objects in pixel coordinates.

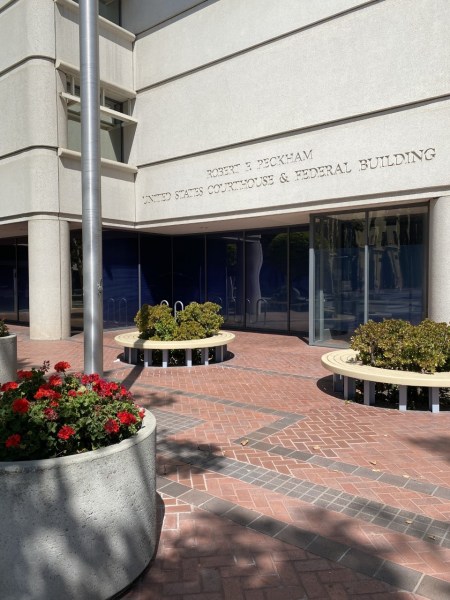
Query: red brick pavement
[{"left": 9, "top": 324, "right": 450, "bottom": 599}]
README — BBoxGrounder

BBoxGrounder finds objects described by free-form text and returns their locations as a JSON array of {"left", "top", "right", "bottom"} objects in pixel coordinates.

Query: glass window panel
[
  {"left": 368, "top": 207, "right": 427, "bottom": 324},
  {"left": 72, "top": 0, "right": 120, "bottom": 24},
  {"left": 289, "top": 227, "right": 309, "bottom": 334},
  {"left": 66, "top": 84, "right": 123, "bottom": 162},
  {"left": 245, "top": 229, "right": 288, "bottom": 331},
  {"left": 173, "top": 236, "right": 205, "bottom": 307},
  {"left": 0, "top": 238, "right": 29, "bottom": 324},
  {"left": 103, "top": 231, "right": 139, "bottom": 327},
  {"left": 70, "top": 231, "right": 83, "bottom": 331},
  {"left": 140, "top": 234, "right": 172, "bottom": 306},
  {"left": 0, "top": 241, "right": 16, "bottom": 319},
  {"left": 17, "top": 240, "right": 29, "bottom": 322},
  {"left": 100, "top": 123, "right": 122, "bottom": 162},
  {"left": 68, "top": 114, "right": 82, "bottom": 153},
  {"left": 206, "top": 232, "right": 244, "bottom": 327},
  {"left": 313, "top": 213, "right": 365, "bottom": 345},
  {"left": 99, "top": 0, "right": 120, "bottom": 23}
]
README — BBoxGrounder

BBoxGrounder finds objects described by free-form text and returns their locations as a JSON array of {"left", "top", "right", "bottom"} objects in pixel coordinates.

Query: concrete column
[
  {"left": 429, "top": 197, "right": 450, "bottom": 323},
  {"left": 28, "top": 218, "right": 71, "bottom": 340}
]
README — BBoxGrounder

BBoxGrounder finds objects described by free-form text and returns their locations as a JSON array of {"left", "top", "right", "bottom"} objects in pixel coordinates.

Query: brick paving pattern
[{"left": 10, "top": 325, "right": 450, "bottom": 599}]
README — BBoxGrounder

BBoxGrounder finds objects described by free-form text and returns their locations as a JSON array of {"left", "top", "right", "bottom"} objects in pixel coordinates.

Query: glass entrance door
[{"left": 313, "top": 213, "right": 365, "bottom": 345}]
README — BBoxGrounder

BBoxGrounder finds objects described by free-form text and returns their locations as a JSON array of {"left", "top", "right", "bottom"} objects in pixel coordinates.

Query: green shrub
[
  {"left": 350, "top": 319, "right": 413, "bottom": 370},
  {"left": 351, "top": 318, "right": 450, "bottom": 373},
  {"left": 134, "top": 304, "right": 177, "bottom": 341},
  {"left": 411, "top": 319, "right": 450, "bottom": 373},
  {"left": 177, "top": 301, "right": 223, "bottom": 337},
  {"left": 0, "top": 319, "right": 10, "bottom": 337},
  {"left": 175, "top": 321, "right": 206, "bottom": 341},
  {"left": 134, "top": 301, "right": 224, "bottom": 342}
]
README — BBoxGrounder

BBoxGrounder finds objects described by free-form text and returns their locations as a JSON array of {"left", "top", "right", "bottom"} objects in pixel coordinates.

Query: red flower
[
  {"left": 139, "top": 408, "right": 145, "bottom": 419},
  {"left": 17, "top": 370, "right": 33, "bottom": 380},
  {"left": 117, "top": 411, "right": 137, "bottom": 426},
  {"left": 67, "top": 390, "right": 77, "bottom": 397},
  {"left": 5, "top": 434, "right": 21, "bottom": 448},
  {"left": 81, "top": 373, "right": 100, "bottom": 385},
  {"left": 12, "top": 398, "right": 31, "bottom": 414},
  {"left": 48, "top": 375, "right": 62, "bottom": 387},
  {"left": 1, "top": 381, "right": 18, "bottom": 392},
  {"left": 34, "top": 386, "right": 61, "bottom": 401},
  {"left": 57, "top": 425, "right": 76, "bottom": 440},
  {"left": 54, "top": 361, "right": 70, "bottom": 373},
  {"left": 104, "top": 419, "right": 120, "bottom": 434},
  {"left": 43, "top": 408, "right": 59, "bottom": 421}
]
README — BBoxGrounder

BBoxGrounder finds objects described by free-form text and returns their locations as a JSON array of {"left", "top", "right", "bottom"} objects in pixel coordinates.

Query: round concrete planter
[
  {"left": 0, "top": 410, "right": 157, "bottom": 600},
  {"left": 0, "top": 333, "right": 17, "bottom": 384}
]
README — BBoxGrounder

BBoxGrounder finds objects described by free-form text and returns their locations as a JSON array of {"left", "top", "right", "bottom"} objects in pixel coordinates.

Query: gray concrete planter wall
[
  {"left": 0, "top": 410, "right": 157, "bottom": 600},
  {"left": 0, "top": 333, "right": 17, "bottom": 384}
]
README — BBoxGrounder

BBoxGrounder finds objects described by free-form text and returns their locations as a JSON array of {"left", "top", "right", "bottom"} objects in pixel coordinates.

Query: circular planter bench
[
  {"left": 321, "top": 349, "right": 450, "bottom": 413},
  {"left": 115, "top": 330, "right": 235, "bottom": 368},
  {"left": 0, "top": 410, "right": 157, "bottom": 599}
]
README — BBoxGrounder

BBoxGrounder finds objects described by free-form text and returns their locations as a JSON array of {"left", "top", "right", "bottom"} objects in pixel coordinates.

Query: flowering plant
[{"left": 0, "top": 361, "right": 145, "bottom": 461}]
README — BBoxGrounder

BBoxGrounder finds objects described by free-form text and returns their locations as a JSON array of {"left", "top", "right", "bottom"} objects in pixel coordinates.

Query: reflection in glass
[
  {"left": 368, "top": 208, "right": 426, "bottom": 324},
  {"left": 140, "top": 234, "right": 172, "bottom": 307},
  {"left": 173, "top": 236, "right": 205, "bottom": 306},
  {"left": 314, "top": 214, "right": 366, "bottom": 345},
  {"left": 312, "top": 207, "right": 427, "bottom": 346},
  {"left": 17, "top": 241, "right": 29, "bottom": 322},
  {"left": 103, "top": 231, "right": 139, "bottom": 328},
  {"left": 0, "top": 238, "right": 29, "bottom": 323},
  {"left": 289, "top": 228, "right": 309, "bottom": 333},
  {"left": 0, "top": 242, "right": 16, "bottom": 318},
  {"left": 245, "top": 230, "right": 288, "bottom": 331},
  {"left": 72, "top": 0, "right": 121, "bottom": 24},
  {"left": 70, "top": 231, "right": 83, "bottom": 330},
  {"left": 206, "top": 233, "right": 244, "bottom": 326},
  {"left": 67, "top": 85, "right": 123, "bottom": 162}
]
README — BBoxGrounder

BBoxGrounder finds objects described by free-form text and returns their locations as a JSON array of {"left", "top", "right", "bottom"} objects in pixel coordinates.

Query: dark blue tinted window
[{"left": 103, "top": 231, "right": 139, "bottom": 327}]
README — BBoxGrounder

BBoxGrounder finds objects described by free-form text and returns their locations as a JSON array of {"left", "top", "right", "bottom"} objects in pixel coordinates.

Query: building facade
[{"left": 0, "top": 0, "right": 449, "bottom": 345}]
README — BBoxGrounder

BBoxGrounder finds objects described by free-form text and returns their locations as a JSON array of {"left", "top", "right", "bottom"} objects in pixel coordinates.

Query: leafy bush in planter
[
  {"left": 175, "top": 320, "right": 207, "bottom": 341},
  {"left": 0, "top": 361, "right": 144, "bottom": 461},
  {"left": 0, "top": 318, "right": 10, "bottom": 337},
  {"left": 135, "top": 301, "right": 224, "bottom": 341},
  {"left": 176, "top": 301, "right": 223, "bottom": 339},
  {"left": 135, "top": 304, "right": 177, "bottom": 341},
  {"left": 351, "top": 319, "right": 450, "bottom": 373}
]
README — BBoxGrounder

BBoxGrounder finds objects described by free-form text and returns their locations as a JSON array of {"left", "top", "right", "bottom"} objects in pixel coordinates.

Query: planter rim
[
  {"left": 115, "top": 329, "right": 235, "bottom": 350},
  {"left": 0, "top": 333, "right": 17, "bottom": 339},
  {"left": 0, "top": 408, "right": 156, "bottom": 473}
]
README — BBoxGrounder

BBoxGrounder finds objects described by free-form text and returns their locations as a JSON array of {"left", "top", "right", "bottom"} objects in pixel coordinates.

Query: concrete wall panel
[
  {"left": 58, "top": 157, "right": 136, "bottom": 224},
  {"left": 134, "top": 0, "right": 369, "bottom": 88},
  {"left": 135, "top": 100, "right": 450, "bottom": 229},
  {"left": 0, "top": 60, "right": 58, "bottom": 156},
  {"left": 0, "top": 150, "right": 59, "bottom": 218},
  {"left": 133, "top": 0, "right": 450, "bottom": 165},
  {"left": 0, "top": 0, "right": 54, "bottom": 74}
]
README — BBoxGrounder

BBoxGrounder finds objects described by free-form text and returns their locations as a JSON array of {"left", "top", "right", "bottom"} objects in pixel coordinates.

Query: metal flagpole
[{"left": 79, "top": 0, "right": 103, "bottom": 375}]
